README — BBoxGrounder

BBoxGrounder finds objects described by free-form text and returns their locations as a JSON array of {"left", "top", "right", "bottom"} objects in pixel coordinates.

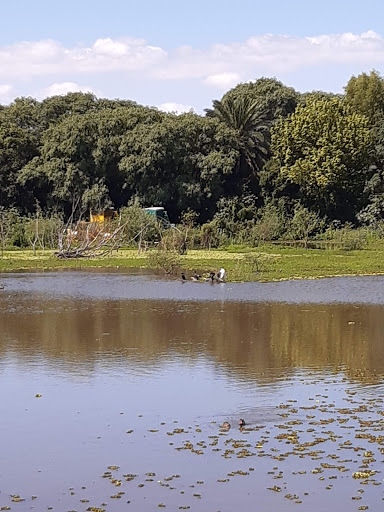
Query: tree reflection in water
[{"left": 0, "top": 295, "right": 383, "bottom": 385}]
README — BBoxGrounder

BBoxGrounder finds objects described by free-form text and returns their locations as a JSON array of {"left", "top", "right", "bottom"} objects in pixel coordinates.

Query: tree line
[{"left": 0, "top": 72, "right": 383, "bottom": 249}]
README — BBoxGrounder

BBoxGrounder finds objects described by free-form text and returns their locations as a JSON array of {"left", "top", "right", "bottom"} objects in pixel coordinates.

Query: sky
[{"left": 1, "top": 0, "right": 384, "bottom": 112}]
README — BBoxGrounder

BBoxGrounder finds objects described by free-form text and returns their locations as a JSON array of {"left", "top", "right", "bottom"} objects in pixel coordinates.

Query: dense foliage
[{"left": 1, "top": 74, "right": 384, "bottom": 249}]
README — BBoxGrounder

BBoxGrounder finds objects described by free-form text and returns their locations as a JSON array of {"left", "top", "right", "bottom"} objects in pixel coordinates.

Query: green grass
[
  {"left": 0, "top": 242, "right": 383, "bottom": 282},
  {"left": 182, "top": 244, "right": 384, "bottom": 281},
  {"left": 0, "top": 249, "right": 145, "bottom": 272}
]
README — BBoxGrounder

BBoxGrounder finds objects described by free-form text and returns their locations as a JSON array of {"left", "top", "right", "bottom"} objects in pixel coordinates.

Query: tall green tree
[
  {"left": 272, "top": 98, "right": 372, "bottom": 221},
  {"left": 205, "top": 95, "right": 270, "bottom": 193},
  {"left": 224, "top": 77, "right": 299, "bottom": 121},
  {"left": 0, "top": 113, "right": 40, "bottom": 210},
  {"left": 119, "top": 112, "right": 238, "bottom": 221},
  {"left": 357, "top": 118, "right": 384, "bottom": 226},
  {"left": 3, "top": 97, "right": 40, "bottom": 132},
  {"left": 301, "top": 91, "right": 343, "bottom": 105},
  {"left": 345, "top": 70, "right": 384, "bottom": 127},
  {"left": 19, "top": 105, "right": 163, "bottom": 217},
  {"left": 37, "top": 92, "right": 139, "bottom": 131}
]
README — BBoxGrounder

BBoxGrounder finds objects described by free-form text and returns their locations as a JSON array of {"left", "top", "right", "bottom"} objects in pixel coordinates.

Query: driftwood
[
  {"left": 55, "top": 222, "right": 120, "bottom": 258},
  {"left": 55, "top": 217, "right": 148, "bottom": 259}
]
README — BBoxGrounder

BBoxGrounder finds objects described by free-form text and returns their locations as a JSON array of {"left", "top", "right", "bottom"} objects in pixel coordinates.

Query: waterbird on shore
[
  {"left": 217, "top": 268, "right": 226, "bottom": 282},
  {"left": 191, "top": 271, "right": 200, "bottom": 281},
  {"left": 181, "top": 272, "right": 187, "bottom": 281}
]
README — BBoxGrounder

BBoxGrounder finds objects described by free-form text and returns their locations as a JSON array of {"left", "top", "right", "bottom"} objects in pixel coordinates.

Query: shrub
[
  {"left": 24, "top": 214, "right": 64, "bottom": 252},
  {"left": 146, "top": 248, "right": 181, "bottom": 274},
  {"left": 118, "top": 204, "right": 159, "bottom": 249},
  {"left": 160, "top": 228, "right": 187, "bottom": 254},
  {"left": 250, "top": 202, "right": 286, "bottom": 244},
  {"left": 0, "top": 207, "right": 22, "bottom": 256},
  {"left": 285, "top": 205, "right": 324, "bottom": 246},
  {"left": 328, "top": 225, "right": 368, "bottom": 251}
]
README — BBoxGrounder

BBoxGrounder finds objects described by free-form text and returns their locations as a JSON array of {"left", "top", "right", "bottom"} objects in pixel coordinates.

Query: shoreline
[{"left": 0, "top": 244, "right": 383, "bottom": 283}]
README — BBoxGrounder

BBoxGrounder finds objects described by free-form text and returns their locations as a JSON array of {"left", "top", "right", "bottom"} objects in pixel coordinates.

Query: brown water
[{"left": 0, "top": 272, "right": 383, "bottom": 512}]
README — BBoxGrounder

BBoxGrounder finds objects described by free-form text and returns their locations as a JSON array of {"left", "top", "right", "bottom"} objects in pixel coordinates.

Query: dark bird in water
[
  {"left": 181, "top": 272, "right": 187, "bottom": 281},
  {"left": 239, "top": 418, "right": 246, "bottom": 427},
  {"left": 191, "top": 270, "right": 200, "bottom": 281}
]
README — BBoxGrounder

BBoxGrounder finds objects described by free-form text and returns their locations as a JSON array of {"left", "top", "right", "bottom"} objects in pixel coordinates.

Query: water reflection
[{"left": 1, "top": 293, "right": 383, "bottom": 384}]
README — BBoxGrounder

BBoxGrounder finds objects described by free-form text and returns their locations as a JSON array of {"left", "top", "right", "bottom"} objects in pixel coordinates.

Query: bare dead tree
[
  {"left": 55, "top": 215, "right": 151, "bottom": 259},
  {"left": 27, "top": 209, "right": 40, "bottom": 255}
]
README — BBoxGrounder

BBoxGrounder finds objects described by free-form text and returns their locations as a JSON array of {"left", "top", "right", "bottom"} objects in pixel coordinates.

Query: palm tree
[{"left": 205, "top": 95, "right": 270, "bottom": 180}]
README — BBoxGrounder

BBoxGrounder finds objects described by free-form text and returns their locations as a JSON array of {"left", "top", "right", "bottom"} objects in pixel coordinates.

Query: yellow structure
[
  {"left": 90, "top": 212, "right": 105, "bottom": 224},
  {"left": 90, "top": 208, "right": 116, "bottom": 225}
]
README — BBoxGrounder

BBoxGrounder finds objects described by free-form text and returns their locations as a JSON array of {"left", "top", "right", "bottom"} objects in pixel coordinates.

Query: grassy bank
[{"left": 1, "top": 242, "right": 383, "bottom": 282}]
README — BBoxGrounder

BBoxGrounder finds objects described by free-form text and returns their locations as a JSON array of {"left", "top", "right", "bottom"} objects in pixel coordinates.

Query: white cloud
[
  {"left": 157, "top": 30, "right": 384, "bottom": 81},
  {"left": 0, "top": 84, "right": 13, "bottom": 103},
  {"left": 1, "top": 31, "right": 384, "bottom": 102},
  {"left": 0, "top": 84, "right": 12, "bottom": 95},
  {"left": 158, "top": 102, "right": 193, "bottom": 114},
  {"left": 1, "top": 31, "right": 384, "bottom": 83},
  {"left": 0, "top": 37, "right": 167, "bottom": 79},
  {"left": 92, "top": 38, "right": 129, "bottom": 57},
  {"left": 40, "top": 81, "right": 98, "bottom": 98},
  {"left": 204, "top": 73, "right": 240, "bottom": 89}
]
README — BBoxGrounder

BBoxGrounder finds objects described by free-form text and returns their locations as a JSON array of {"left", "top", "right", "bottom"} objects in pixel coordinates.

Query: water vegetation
[{"left": 2, "top": 391, "right": 383, "bottom": 510}]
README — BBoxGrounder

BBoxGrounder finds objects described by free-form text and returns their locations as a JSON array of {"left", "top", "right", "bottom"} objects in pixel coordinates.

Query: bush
[
  {"left": 212, "top": 195, "right": 257, "bottom": 245},
  {"left": 250, "top": 202, "right": 286, "bottom": 244},
  {"left": 0, "top": 207, "right": 22, "bottom": 256},
  {"left": 160, "top": 228, "right": 187, "bottom": 254},
  {"left": 146, "top": 248, "right": 181, "bottom": 274},
  {"left": 118, "top": 204, "right": 159, "bottom": 249},
  {"left": 24, "top": 214, "right": 64, "bottom": 251},
  {"left": 241, "top": 253, "right": 265, "bottom": 273},
  {"left": 327, "top": 225, "right": 368, "bottom": 251},
  {"left": 285, "top": 205, "right": 324, "bottom": 246}
]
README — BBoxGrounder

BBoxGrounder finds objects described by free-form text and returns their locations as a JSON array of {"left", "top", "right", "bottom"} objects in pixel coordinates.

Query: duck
[
  {"left": 191, "top": 270, "right": 200, "bottom": 282},
  {"left": 238, "top": 418, "right": 246, "bottom": 427},
  {"left": 221, "top": 421, "right": 231, "bottom": 430}
]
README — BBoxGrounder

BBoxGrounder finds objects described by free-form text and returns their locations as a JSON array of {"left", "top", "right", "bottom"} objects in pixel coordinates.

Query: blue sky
[{"left": 1, "top": 0, "right": 384, "bottom": 111}]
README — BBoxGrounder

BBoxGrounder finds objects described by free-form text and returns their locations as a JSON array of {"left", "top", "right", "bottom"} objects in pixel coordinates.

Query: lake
[{"left": 0, "top": 271, "right": 383, "bottom": 512}]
